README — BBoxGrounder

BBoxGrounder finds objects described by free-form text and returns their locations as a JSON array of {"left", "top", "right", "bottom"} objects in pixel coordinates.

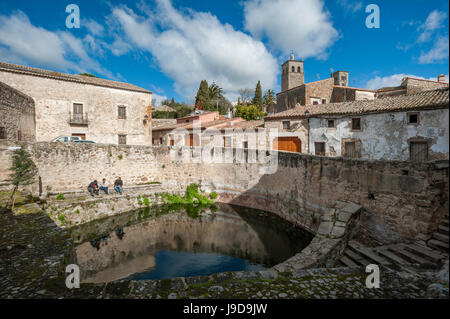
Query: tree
[
  {"left": 238, "top": 88, "right": 253, "bottom": 104},
  {"left": 208, "top": 82, "right": 223, "bottom": 101},
  {"left": 4, "top": 148, "right": 37, "bottom": 210},
  {"left": 263, "top": 89, "right": 275, "bottom": 108},
  {"left": 195, "top": 80, "right": 211, "bottom": 110},
  {"left": 253, "top": 80, "right": 263, "bottom": 110},
  {"left": 235, "top": 105, "right": 265, "bottom": 121}
]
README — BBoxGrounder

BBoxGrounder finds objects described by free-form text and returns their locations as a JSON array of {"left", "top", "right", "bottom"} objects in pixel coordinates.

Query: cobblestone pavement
[{"left": 0, "top": 201, "right": 445, "bottom": 299}]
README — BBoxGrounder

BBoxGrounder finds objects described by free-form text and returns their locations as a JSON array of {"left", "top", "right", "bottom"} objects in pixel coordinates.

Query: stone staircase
[
  {"left": 427, "top": 213, "right": 449, "bottom": 253},
  {"left": 338, "top": 240, "right": 448, "bottom": 272}
]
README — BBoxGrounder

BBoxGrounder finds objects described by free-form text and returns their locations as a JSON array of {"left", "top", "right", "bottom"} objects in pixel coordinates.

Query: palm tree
[{"left": 208, "top": 82, "right": 223, "bottom": 100}]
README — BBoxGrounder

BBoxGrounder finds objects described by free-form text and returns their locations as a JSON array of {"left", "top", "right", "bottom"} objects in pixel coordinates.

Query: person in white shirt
[{"left": 99, "top": 178, "right": 109, "bottom": 195}]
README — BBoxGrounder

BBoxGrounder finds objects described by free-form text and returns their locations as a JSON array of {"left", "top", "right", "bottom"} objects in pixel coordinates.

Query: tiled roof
[
  {"left": 0, "top": 61, "right": 151, "bottom": 94},
  {"left": 218, "top": 120, "right": 264, "bottom": 130},
  {"left": 265, "top": 87, "right": 449, "bottom": 120}
]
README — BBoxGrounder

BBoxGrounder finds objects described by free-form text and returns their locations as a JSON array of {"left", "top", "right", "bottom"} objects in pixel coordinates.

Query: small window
[
  {"left": 243, "top": 141, "right": 248, "bottom": 149},
  {"left": 17, "top": 130, "right": 21, "bottom": 141},
  {"left": 297, "top": 66, "right": 301, "bottom": 72},
  {"left": 327, "top": 119, "right": 335, "bottom": 128},
  {"left": 351, "top": 118, "right": 361, "bottom": 131},
  {"left": 0, "top": 127, "right": 6, "bottom": 139},
  {"left": 283, "top": 121, "right": 291, "bottom": 129},
  {"left": 322, "top": 99, "right": 327, "bottom": 104},
  {"left": 152, "top": 138, "right": 155, "bottom": 144},
  {"left": 169, "top": 136, "right": 174, "bottom": 146},
  {"left": 160, "top": 137, "right": 163, "bottom": 144},
  {"left": 408, "top": 112, "right": 419, "bottom": 124},
  {"left": 118, "top": 134, "right": 127, "bottom": 145},
  {"left": 313, "top": 101, "right": 319, "bottom": 105},
  {"left": 315, "top": 142, "right": 325, "bottom": 156},
  {"left": 118, "top": 106, "right": 127, "bottom": 119},
  {"left": 291, "top": 66, "right": 295, "bottom": 72}
]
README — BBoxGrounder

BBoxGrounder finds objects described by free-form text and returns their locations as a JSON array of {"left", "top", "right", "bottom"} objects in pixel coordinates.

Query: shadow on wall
[{"left": 215, "top": 150, "right": 449, "bottom": 244}]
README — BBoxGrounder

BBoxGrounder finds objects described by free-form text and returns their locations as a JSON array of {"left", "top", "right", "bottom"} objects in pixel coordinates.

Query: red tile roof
[{"left": 265, "top": 87, "right": 449, "bottom": 120}]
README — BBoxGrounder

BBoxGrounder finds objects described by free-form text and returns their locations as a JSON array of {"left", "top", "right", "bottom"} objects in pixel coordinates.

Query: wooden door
[
  {"left": 73, "top": 103, "right": 83, "bottom": 122},
  {"left": 185, "top": 134, "right": 196, "bottom": 146},
  {"left": 410, "top": 142, "right": 428, "bottom": 162},
  {"left": 344, "top": 141, "right": 356, "bottom": 158},
  {"left": 273, "top": 137, "right": 301, "bottom": 153}
]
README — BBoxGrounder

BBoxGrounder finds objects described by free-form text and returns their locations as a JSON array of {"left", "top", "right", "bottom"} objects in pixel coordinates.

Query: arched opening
[{"left": 291, "top": 66, "right": 295, "bottom": 72}]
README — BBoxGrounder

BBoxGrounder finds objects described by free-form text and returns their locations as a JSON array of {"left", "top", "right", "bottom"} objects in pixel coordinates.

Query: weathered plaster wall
[
  {"left": 0, "top": 142, "right": 447, "bottom": 243},
  {"left": 309, "top": 109, "right": 449, "bottom": 161},
  {"left": 0, "top": 81, "right": 36, "bottom": 142},
  {"left": 0, "top": 71, "right": 152, "bottom": 145}
]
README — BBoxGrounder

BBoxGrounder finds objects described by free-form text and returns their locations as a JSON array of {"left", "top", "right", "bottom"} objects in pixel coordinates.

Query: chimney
[{"left": 437, "top": 74, "right": 446, "bottom": 83}]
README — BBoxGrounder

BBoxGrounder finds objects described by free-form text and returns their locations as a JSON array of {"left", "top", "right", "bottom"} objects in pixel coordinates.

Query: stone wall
[
  {"left": 0, "top": 142, "right": 447, "bottom": 242},
  {"left": 403, "top": 78, "right": 449, "bottom": 95},
  {"left": 0, "top": 71, "right": 152, "bottom": 145},
  {"left": 0, "top": 81, "right": 36, "bottom": 142}
]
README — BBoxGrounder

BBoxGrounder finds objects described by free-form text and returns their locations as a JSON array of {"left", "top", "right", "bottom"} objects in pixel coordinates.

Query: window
[
  {"left": 315, "top": 142, "right": 325, "bottom": 156},
  {"left": 0, "top": 127, "right": 6, "bottom": 139},
  {"left": 118, "top": 106, "right": 127, "bottom": 119},
  {"left": 322, "top": 99, "right": 327, "bottom": 104},
  {"left": 118, "top": 134, "right": 127, "bottom": 145},
  {"left": 327, "top": 119, "right": 336, "bottom": 128},
  {"left": 344, "top": 141, "right": 356, "bottom": 158},
  {"left": 283, "top": 121, "right": 291, "bottom": 129},
  {"left": 410, "top": 141, "right": 428, "bottom": 162},
  {"left": 351, "top": 118, "right": 361, "bottom": 131},
  {"left": 169, "top": 136, "right": 174, "bottom": 146},
  {"left": 313, "top": 101, "right": 319, "bottom": 105},
  {"left": 291, "top": 66, "right": 295, "bottom": 72},
  {"left": 297, "top": 66, "right": 301, "bottom": 72},
  {"left": 17, "top": 130, "right": 21, "bottom": 141},
  {"left": 160, "top": 138, "right": 163, "bottom": 144},
  {"left": 223, "top": 136, "right": 231, "bottom": 147},
  {"left": 152, "top": 138, "right": 155, "bottom": 144},
  {"left": 408, "top": 112, "right": 419, "bottom": 125},
  {"left": 243, "top": 141, "right": 248, "bottom": 149}
]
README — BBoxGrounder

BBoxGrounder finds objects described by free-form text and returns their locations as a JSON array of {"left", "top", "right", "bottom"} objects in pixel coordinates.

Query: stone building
[
  {"left": 376, "top": 75, "right": 449, "bottom": 98},
  {"left": 152, "top": 111, "right": 244, "bottom": 146},
  {"left": 0, "top": 62, "right": 152, "bottom": 145},
  {"left": 265, "top": 87, "right": 449, "bottom": 161},
  {"left": 272, "top": 54, "right": 376, "bottom": 113},
  {"left": 0, "top": 81, "right": 36, "bottom": 142}
]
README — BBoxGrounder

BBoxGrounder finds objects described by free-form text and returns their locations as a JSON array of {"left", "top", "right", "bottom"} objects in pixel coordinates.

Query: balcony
[{"left": 69, "top": 112, "right": 89, "bottom": 126}]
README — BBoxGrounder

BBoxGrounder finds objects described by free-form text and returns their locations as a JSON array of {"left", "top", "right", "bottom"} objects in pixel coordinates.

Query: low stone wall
[{"left": 0, "top": 141, "right": 448, "bottom": 242}]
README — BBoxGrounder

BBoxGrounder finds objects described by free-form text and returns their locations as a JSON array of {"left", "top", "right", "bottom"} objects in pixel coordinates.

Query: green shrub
[
  {"left": 209, "top": 192, "right": 218, "bottom": 199},
  {"left": 56, "top": 194, "right": 65, "bottom": 200},
  {"left": 118, "top": 154, "right": 123, "bottom": 160},
  {"left": 57, "top": 214, "right": 66, "bottom": 225}
]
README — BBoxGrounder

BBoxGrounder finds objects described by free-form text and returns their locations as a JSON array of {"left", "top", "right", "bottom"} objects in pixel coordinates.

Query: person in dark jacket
[
  {"left": 114, "top": 177, "right": 123, "bottom": 195},
  {"left": 88, "top": 180, "right": 99, "bottom": 196}
]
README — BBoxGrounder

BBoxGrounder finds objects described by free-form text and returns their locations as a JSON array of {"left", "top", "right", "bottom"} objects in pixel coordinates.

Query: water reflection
[{"left": 72, "top": 203, "right": 313, "bottom": 283}]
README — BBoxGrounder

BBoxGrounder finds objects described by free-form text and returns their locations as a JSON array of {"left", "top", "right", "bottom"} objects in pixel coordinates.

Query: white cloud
[
  {"left": 417, "top": 10, "right": 447, "bottom": 43},
  {"left": 336, "top": 0, "right": 363, "bottom": 14},
  {"left": 83, "top": 18, "right": 105, "bottom": 37},
  {"left": 418, "top": 36, "right": 449, "bottom": 64},
  {"left": 0, "top": 11, "right": 115, "bottom": 78},
  {"left": 365, "top": 73, "right": 448, "bottom": 89},
  {"left": 110, "top": 0, "right": 278, "bottom": 100},
  {"left": 243, "top": 0, "right": 339, "bottom": 60}
]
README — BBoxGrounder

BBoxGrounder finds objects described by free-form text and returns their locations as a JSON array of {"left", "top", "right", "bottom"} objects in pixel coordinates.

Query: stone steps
[
  {"left": 342, "top": 248, "right": 372, "bottom": 266},
  {"left": 404, "top": 243, "right": 445, "bottom": 264},
  {"left": 347, "top": 241, "right": 390, "bottom": 265},
  {"left": 388, "top": 245, "right": 436, "bottom": 268},
  {"left": 339, "top": 255, "right": 359, "bottom": 267},
  {"left": 432, "top": 232, "right": 449, "bottom": 243},
  {"left": 438, "top": 225, "right": 449, "bottom": 235},
  {"left": 427, "top": 239, "right": 449, "bottom": 253},
  {"left": 376, "top": 248, "right": 410, "bottom": 266}
]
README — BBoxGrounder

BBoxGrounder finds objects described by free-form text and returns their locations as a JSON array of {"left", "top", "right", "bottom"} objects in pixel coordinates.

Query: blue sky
[{"left": 0, "top": 0, "right": 448, "bottom": 105}]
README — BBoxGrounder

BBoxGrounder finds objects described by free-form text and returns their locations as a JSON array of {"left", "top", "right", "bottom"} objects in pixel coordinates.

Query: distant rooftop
[
  {"left": 266, "top": 87, "right": 449, "bottom": 120},
  {"left": 0, "top": 61, "right": 151, "bottom": 94}
]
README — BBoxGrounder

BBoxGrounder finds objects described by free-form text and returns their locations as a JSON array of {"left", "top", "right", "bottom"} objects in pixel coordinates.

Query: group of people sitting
[{"left": 88, "top": 177, "right": 123, "bottom": 196}]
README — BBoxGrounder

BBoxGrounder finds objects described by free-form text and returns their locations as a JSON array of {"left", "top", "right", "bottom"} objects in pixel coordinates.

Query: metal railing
[{"left": 69, "top": 112, "right": 89, "bottom": 125}]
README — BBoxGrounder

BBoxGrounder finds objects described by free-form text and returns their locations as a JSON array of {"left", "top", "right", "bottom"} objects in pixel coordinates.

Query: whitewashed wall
[{"left": 309, "top": 109, "right": 449, "bottom": 160}]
